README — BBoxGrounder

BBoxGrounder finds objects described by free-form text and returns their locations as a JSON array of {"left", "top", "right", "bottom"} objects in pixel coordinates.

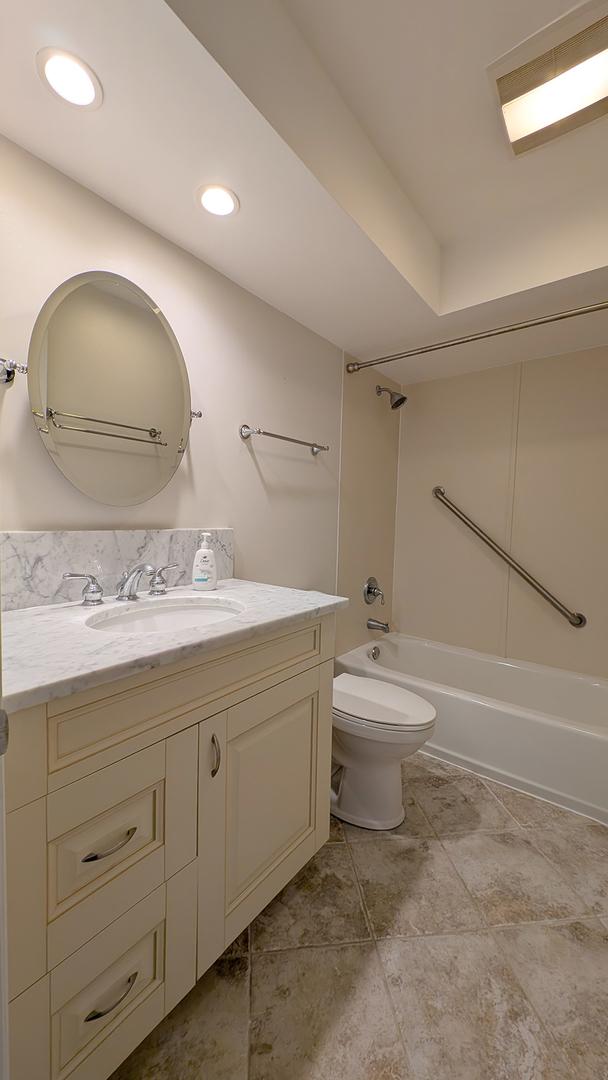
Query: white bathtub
[{"left": 336, "top": 634, "right": 608, "bottom": 824}]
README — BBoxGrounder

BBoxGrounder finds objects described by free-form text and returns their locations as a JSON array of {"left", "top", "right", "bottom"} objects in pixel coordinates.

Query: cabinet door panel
[{"left": 225, "top": 668, "right": 319, "bottom": 912}]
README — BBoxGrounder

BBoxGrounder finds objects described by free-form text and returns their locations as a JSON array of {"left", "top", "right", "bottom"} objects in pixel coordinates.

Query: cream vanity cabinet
[{"left": 5, "top": 614, "right": 335, "bottom": 1080}]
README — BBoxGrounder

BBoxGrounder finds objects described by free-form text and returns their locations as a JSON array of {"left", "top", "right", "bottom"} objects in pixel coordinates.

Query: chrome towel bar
[
  {"left": 33, "top": 408, "right": 168, "bottom": 446},
  {"left": 240, "top": 424, "right": 329, "bottom": 456},
  {"left": 432, "top": 486, "right": 586, "bottom": 628}
]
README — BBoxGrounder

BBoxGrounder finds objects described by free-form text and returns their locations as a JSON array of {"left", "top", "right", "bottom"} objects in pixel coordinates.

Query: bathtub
[{"left": 336, "top": 634, "right": 608, "bottom": 824}]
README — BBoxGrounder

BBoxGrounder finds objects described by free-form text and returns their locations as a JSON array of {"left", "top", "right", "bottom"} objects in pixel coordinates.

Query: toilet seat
[{"left": 333, "top": 673, "right": 436, "bottom": 732}]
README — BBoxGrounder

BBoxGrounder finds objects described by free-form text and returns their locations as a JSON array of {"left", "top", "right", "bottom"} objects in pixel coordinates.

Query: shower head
[{"left": 376, "top": 385, "right": 407, "bottom": 410}]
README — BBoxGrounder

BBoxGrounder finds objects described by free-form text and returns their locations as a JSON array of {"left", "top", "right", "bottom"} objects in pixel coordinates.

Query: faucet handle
[
  {"left": 63, "top": 573, "right": 104, "bottom": 606},
  {"left": 363, "top": 576, "right": 385, "bottom": 606},
  {"left": 148, "top": 564, "right": 179, "bottom": 596}
]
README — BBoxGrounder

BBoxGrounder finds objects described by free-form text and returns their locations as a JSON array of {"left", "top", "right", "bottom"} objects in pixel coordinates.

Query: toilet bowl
[{"left": 331, "top": 673, "right": 436, "bottom": 830}]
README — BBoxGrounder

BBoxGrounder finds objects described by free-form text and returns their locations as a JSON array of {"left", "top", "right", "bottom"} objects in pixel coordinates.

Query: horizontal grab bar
[
  {"left": 239, "top": 424, "right": 329, "bottom": 456},
  {"left": 432, "top": 486, "right": 586, "bottom": 629}
]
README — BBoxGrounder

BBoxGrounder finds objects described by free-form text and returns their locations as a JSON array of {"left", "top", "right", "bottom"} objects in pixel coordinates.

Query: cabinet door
[
  {"left": 197, "top": 714, "right": 227, "bottom": 979},
  {"left": 224, "top": 667, "right": 323, "bottom": 940}
]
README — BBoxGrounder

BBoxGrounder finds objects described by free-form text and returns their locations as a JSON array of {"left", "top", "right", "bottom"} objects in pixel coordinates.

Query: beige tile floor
[{"left": 111, "top": 753, "right": 608, "bottom": 1080}]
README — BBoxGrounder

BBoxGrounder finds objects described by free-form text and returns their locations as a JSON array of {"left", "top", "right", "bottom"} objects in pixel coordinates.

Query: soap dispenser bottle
[{"left": 192, "top": 532, "right": 218, "bottom": 591}]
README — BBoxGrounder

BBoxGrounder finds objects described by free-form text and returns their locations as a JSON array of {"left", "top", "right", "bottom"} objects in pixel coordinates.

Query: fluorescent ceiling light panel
[{"left": 496, "top": 14, "right": 608, "bottom": 153}]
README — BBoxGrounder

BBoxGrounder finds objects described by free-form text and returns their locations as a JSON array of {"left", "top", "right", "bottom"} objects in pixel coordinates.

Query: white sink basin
[{"left": 86, "top": 595, "right": 245, "bottom": 635}]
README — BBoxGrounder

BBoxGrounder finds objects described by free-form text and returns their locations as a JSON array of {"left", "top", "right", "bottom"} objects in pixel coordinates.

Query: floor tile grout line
[
  {"left": 371, "top": 936, "right": 416, "bottom": 1077},
  {"left": 437, "top": 826, "right": 592, "bottom": 927},
  {"left": 488, "top": 923, "right": 578, "bottom": 1074},
  {"left": 251, "top": 935, "right": 376, "bottom": 956},
  {"left": 343, "top": 836, "right": 377, "bottom": 943},
  {"left": 246, "top": 911, "right": 608, "bottom": 957},
  {"left": 513, "top": 826, "right": 596, "bottom": 915},
  {"left": 434, "top": 833, "right": 491, "bottom": 932},
  {"left": 408, "top": 786, "right": 439, "bottom": 839},
  {"left": 477, "top": 776, "right": 529, "bottom": 828},
  {"left": 344, "top": 824, "right": 523, "bottom": 842}
]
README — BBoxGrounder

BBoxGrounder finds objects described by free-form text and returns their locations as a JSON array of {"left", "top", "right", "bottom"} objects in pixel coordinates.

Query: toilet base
[
  {"left": 330, "top": 758, "right": 405, "bottom": 831},
  {"left": 330, "top": 788, "right": 405, "bottom": 831}
]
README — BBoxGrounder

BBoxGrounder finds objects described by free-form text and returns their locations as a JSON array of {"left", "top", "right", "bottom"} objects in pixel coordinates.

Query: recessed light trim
[
  {"left": 36, "top": 47, "right": 103, "bottom": 109},
  {"left": 198, "top": 185, "right": 239, "bottom": 216}
]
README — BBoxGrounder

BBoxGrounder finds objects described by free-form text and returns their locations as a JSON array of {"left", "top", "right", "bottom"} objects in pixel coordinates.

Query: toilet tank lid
[{"left": 333, "top": 673, "right": 436, "bottom": 727}]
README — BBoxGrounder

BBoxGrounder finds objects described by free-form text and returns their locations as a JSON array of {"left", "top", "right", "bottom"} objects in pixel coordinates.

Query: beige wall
[
  {"left": 393, "top": 348, "right": 608, "bottom": 677},
  {"left": 336, "top": 366, "right": 400, "bottom": 654},
  {"left": 0, "top": 138, "right": 342, "bottom": 593}
]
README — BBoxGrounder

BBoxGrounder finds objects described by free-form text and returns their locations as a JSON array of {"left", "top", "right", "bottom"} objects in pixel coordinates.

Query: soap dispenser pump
[{"left": 192, "top": 532, "right": 218, "bottom": 591}]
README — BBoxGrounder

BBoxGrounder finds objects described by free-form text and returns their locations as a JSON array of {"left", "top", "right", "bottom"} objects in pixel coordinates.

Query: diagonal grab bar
[{"left": 432, "top": 486, "right": 586, "bottom": 628}]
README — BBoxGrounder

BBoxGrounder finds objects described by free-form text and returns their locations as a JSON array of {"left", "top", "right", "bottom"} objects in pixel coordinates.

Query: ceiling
[{"left": 2, "top": 0, "right": 608, "bottom": 383}]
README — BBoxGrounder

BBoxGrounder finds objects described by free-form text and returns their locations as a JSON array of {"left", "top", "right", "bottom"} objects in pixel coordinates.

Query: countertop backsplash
[{"left": 0, "top": 528, "right": 234, "bottom": 611}]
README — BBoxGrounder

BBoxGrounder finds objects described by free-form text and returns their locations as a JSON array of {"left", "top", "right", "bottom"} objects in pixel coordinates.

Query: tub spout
[{"left": 367, "top": 618, "right": 390, "bottom": 633}]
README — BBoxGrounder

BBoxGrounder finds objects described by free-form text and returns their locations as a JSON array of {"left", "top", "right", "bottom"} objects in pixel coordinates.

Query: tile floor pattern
[{"left": 111, "top": 754, "right": 608, "bottom": 1080}]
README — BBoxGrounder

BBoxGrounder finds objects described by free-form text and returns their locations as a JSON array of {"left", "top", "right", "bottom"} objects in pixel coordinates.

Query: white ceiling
[
  {"left": 2, "top": 0, "right": 608, "bottom": 384},
  {"left": 284, "top": 0, "right": 607, "bottom": 246}
]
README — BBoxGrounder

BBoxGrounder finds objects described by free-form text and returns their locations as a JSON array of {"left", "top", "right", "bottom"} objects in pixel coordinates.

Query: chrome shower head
[{"left": 376, "top": 385, "right": 407, "bottom": 410}]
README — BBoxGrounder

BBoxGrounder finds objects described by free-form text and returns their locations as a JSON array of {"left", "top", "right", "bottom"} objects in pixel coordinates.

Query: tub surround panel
[
  {"left": 393, "top": 364, "right": 517, "bottom": 658},
  {"left": 394, "top": 347, "right": 608, "bottom": 678},
  {"left": 0, "top": 529, "right": 233, "bottom": 612},
  {"left": 336, "top": 363, "right": 401, "bottom": 654},
  {"left": 2, "top": 580, "right": 347, "bottom": 712}
]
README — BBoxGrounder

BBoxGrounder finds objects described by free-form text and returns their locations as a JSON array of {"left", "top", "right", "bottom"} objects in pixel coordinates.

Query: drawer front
[
  {"left": 48, "top": 619, "right": 328, "bottom": 776},
  {"left": 47, "top": 728, "right": 197, "bottom": 968},
  {"left": 225, "top": 667, "right": 320, "bottom": 911},
  {"left": 47, "top": 746, "right": 165, "bottom": 921},
  {"left": 51, "top": 888, "right": 165, "bottom": 1080}
]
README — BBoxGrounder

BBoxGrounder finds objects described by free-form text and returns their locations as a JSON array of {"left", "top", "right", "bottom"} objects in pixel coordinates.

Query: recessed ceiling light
[
  {"left": 198, "top": 185, "right": 239, "bottom": 216},
  {"left": 36, "top": 47, "right": 103, "bottom": 109},
  {"left": 496, "top": 15, "right": 608, "bottom": 153}
]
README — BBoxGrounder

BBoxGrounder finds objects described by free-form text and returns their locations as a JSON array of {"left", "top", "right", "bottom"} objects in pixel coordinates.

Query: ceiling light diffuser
[
  {"left": 199, "top": 185, "right": 239, "bottom": 216},
  {"left": 502, "top": 48, "right": 608, "bottom": 143},
  {"left": 496, "top": 14, "right": 608, "bottom": 153},
  {"left": 36, "top": 48, "right": 103, "bottom": 108}
]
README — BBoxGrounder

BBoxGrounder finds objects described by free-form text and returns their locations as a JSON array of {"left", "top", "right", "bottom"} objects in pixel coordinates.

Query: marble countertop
[{"left": 1, "top": 579, "right": 348, "bottom": 713}]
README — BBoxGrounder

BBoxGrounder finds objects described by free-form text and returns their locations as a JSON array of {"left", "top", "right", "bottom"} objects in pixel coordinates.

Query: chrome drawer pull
[
  {"left": 84, "top": 971, "right": 138, "bottom": 1022},
  {"left": 81, "top": 826, "right": 138, "bottom": 864},
  {"left": 211, "top": 733, "right": 221, "bottom": 778}
]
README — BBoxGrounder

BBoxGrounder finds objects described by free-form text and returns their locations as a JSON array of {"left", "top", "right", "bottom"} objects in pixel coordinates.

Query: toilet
[{"left": 331, "top": 673, "right": 437, "bottom": 830}]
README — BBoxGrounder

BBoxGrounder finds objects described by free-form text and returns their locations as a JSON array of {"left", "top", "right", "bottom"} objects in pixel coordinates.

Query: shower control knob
[{"left": 363, "top": 576, "right": 385, "bottom": 606}]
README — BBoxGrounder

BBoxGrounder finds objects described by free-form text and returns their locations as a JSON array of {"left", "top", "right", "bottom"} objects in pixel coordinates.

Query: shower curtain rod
[{"left": 345, "top": 298, "right": 608, "bottom": 373}]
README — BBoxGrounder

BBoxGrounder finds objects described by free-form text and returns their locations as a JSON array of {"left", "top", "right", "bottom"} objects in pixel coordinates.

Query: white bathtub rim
[
  {"left": 372, "top": 631, "right": 608, "bottom": 691},
  {"left": 339, "top": 642, "right": 608, "bottom": 739}
]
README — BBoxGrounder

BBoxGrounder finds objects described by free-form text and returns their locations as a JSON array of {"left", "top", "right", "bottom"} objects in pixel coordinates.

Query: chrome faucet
[
  {"left": 367, "top": 618, "right": 390, "bottom": 633},
  {"left": 63, "top": 572, "right": 104, "bottom": 606},
  {"left": 148, "top": 564, "right": 179, "bottom": 596},
  {"left": 116, "top": 564, "right": 155, "bottom": 601}
]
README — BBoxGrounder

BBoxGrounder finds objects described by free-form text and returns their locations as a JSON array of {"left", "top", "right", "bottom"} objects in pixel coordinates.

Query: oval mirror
[{"left": 28, "top": 272, "right": 192, "bottom": 506}]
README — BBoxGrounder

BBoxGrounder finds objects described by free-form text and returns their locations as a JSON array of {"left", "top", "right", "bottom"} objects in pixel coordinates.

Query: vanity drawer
[
  {"left": 9, "top": 864, "right": 198, "bottom": 1080},
  {"left": 48, "top": 745, "right": 165, "bottom": 919},
  {"left": 47, "top": 728, "right": 197, "bottom": 968},
  {"left": 50, "top": 887, "right": 165, "bottom": 1080}
]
